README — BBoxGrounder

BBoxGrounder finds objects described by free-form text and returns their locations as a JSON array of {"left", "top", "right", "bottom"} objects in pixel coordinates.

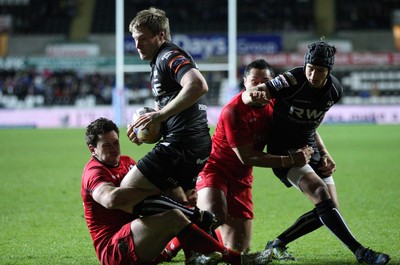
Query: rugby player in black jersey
[
  {"left": 119, "top": 7, "right": 273, "bottom": 265},
  {"left": 250, "top": 40, "right": 390, "bottom": 265},
  {"left": 123, "top": 7, "right": 211, "bottom": 203}
]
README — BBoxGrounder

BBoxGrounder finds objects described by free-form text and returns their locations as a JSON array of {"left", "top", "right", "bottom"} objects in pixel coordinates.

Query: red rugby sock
[{"left": 177, "top": 223, "right": 241, "bottom": 264}]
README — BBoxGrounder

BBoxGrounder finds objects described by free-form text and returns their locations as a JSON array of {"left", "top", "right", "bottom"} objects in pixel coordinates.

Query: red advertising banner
[{"left": 241, "top": 53, "right": 400, "bottom": 67}]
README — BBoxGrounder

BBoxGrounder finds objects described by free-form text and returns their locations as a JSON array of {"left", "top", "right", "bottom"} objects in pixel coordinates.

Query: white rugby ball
[{"left": 131, "top": 107, "right": 162, "bottom": 144}]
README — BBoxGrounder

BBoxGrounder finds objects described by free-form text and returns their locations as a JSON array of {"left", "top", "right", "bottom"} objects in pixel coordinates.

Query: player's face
[
  {"left": 243, "top": 68, "right": 274, "bottom": 89},
  {"left": 93, "top": 131, "right": 121, "bottom": 166},
  {"left": 132, "top": 26, "right": 164, "bottom": 61},
  {"left": 305, "top": 63, "right": 329, "bottom": 88}
]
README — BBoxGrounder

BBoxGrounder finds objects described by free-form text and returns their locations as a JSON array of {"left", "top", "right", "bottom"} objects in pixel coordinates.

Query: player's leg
[
  {"left": 217, "top": 182, "right": 254, "bottom": 253},
  {"left": 132, "top": 208, "right": 267, "bottom": 265},
  {"left": 120, "top": 165, "right": 159, "bottom": 191},
  {"left": 132, "top": 209, "right": 223, "bottom": 264},
  {"left": 103, "top": 210, "right": 192, "bottom": 265},
  {"left": 157, "top": 188, "right": 200, "bottom": 262},
  {"left": 197, "top": 186, "right": 228, "bottom": 227},
  {"left": 176, "top": 221, "right": 271, "bottom": 265},
  {"left": 265, "top": 165, "right": 322, "bottom": 260},
  {"left": 266, "top": 167, "right": 342, "bottom": 260},
  {"left": 163, "top": 185, "right": 191, "bottom": 203},
  {"left": 122, "top": 143, "right": 206, "bottom": 203},
  {"left": 267, "top": 166, "right": 390, "bottom": 264},
  {"left": 265, "top": 180, "right": 336, "bottom": 260},
  {"left": 299, "top": 171, "right": 390, "bottom": 264},
  {"left": 268, "top": 175, "right": 336, "bottom": 251},
  {"left": 298, "top": 171, "right": 363, "bottom": 250},
  {"left": 219, "top": 217, "right": 252, "bottom": 253},
  {"left": 131, "top": 209, "right": 190, "bottom": 262},
  {"left": 134, "top": 194, "right": 216, "bottom": 235},
  {"left": 265, "top": 207, "right": 321, "bottom": 260},
  {"left": 326, "top": 181, "right": 339, "bottom": 208},
  {"left": 133, "top": 187, "right": 218, "bottom": 262}
]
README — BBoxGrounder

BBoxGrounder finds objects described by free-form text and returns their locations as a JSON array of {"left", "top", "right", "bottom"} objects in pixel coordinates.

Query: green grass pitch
[{"left": 0, "top": 124, "right": 399, "bottom": 264}]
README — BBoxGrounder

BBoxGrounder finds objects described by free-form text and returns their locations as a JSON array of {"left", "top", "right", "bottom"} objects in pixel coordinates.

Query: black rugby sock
[
  {"left": 316, "top": 199, "right": 362, "bottom": 253},
  {"left": 134, "top": 195, "right": 197, "bottom": 217},
  {"left": 134, "top": 195, "right": 218, "bottom": 239},
  {"left": 276, "top": 209, "right": 323, "bottom": 246}
]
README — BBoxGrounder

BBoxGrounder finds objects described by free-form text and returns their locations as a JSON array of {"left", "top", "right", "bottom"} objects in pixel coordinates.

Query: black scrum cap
[{"left": 304, "top": 41, "right": 336, "bottom": 70}]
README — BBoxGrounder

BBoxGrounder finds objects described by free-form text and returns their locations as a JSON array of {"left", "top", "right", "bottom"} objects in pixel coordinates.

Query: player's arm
[
  {"left": 92, "top": 182, "right": 159, "bottom": 213},
  {"left": 157, "top": 68, "right": 208, "bottom": 121},
  {"left": 315, "top": 131, "right": 336, "bottom": 175},
  {"left": 250, "top": 72, "right": 299, "bottom": 103},
  {"left": 222, "top": 103, "right": 311, "bottom": 168},
  {"left": 129, "top": 68, "right": 207, "bottom": 130},
  {"left": 232, "top": 144, "right": 312, "bottom": 168}
]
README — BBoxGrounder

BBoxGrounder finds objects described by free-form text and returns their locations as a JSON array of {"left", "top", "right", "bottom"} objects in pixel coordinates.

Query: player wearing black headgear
[
  {"left": 247, "top": 40, "right": 390, "bottom": 264},
  {"left": 304, "top": 41, "right": 336, "bottom": 71}
]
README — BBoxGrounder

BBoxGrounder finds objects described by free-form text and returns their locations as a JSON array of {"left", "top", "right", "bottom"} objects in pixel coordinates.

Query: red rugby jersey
[{"left": 81, "top": 155, "right": 135, "bottom": 261}]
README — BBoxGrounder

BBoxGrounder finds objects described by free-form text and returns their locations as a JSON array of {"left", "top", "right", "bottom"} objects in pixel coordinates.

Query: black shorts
[{"left": 136, "top": 140, "right": 212, "bottom": 191}]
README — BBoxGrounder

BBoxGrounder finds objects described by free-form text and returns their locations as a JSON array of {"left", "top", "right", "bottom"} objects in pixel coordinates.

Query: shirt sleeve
[
  {"left": 267, "top": 68, "right": 301, "bottom": 98},
  {"left": 85, "top": 166, "right": 114, "bottom": 194},
  {"left": 166, "top": 50, "right": 196, "bottom": 83}
]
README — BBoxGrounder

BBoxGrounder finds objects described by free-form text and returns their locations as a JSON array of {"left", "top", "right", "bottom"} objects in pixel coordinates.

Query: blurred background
[{"left": 1, "top": 0, "right": 400, "bottom": 127}]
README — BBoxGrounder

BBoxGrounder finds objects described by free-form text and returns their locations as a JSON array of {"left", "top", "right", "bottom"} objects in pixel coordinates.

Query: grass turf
[{"left": 0, "top": 124, "right": 399, "bottom": 264}]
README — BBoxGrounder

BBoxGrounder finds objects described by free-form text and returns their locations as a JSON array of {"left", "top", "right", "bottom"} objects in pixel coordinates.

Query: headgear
[{"left": 304, "top": 41, "right": 336, "bottom": 71}]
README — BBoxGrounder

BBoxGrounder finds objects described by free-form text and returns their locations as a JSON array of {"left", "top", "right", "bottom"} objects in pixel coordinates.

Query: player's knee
[
  {"left": 301, "top": 174, "right": 330, "bottom": 201},
  {"left": 166, "top": 209, "right": 191, "bottom": 228},
  {"left": 313, "top": 184, "right": 331, "bottom": 201},
  {"left": 207, "top": 207, "right": 227, "bottom": 228}
]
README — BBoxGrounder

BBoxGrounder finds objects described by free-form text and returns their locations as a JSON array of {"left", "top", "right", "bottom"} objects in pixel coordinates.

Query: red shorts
[
  {"left": 101, "top": 223, "right": 138, "bottom": 265},
  {"left": 197, "top": 162, "right": 254, "bottom": 219}
]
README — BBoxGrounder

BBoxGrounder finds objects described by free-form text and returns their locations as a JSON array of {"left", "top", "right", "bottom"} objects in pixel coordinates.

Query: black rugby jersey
[
  {"left": 150, "top": 42, "right": 210, "bottom": 146},
  {"left": 266, "top": 67, "right": 343, "bottom": 152}
]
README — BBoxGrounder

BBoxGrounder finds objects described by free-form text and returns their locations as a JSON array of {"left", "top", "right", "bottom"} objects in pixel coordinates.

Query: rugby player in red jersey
[
  {"left": 81, "top": 117, "right": 273, "bottom": 265},
  {"left": 196, "top": 59, "right": 313, "bottom": 253}
]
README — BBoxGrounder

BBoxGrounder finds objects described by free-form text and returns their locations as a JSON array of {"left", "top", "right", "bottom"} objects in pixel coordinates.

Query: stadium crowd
[
  {"left": 2, "top": 67, "right": 400, "bottom": 108},
  {"left": 0, "top": 69, "right": 151, "bottom": 107},
  {"left": 0, "top": 69, "right": 231, "bottom": 107},
  {"left": 0, "top": 0, "right": 399, "bottom": 108}
]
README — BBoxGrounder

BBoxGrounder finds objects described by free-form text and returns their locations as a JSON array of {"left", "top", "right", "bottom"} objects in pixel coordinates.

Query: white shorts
[{"left": 287, "top": 164, "right": 335, "bottom": 191}]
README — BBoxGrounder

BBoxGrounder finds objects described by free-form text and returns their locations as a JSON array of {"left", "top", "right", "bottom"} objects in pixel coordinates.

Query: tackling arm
[
  {"left": 93, "top": 183, "right": 216, "bottom": 235},
  {"left": 232, "top": 143, "right": 313, "bottom": 168},
  {"left": 92, "top": 182, "right": 159, "bottom": 213}
]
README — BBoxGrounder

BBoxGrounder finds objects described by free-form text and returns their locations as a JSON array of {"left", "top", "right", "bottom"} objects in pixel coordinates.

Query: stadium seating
[{"left": 1, "top": 0, "right": 399, "bottom": 108}]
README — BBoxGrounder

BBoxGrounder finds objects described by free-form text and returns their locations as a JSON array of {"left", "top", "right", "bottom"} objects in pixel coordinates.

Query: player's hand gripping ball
[{"left": 131, "top": 107, "right": 162, "bottom": 144}]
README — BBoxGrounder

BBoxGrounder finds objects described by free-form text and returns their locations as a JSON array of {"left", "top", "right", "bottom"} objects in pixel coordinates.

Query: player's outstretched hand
[{"left": 250, "top": 90, "right": 270, "bottom": 104}]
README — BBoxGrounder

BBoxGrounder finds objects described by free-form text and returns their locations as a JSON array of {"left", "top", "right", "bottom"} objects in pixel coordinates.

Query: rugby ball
[{"left": 131, "top": 107, "right": 162, "bottom": 144}]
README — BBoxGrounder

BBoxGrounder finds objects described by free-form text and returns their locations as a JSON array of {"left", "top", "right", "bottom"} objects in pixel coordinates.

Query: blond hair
[{"left": 129, "top": 7, "right": 171, "bottom": 41}]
